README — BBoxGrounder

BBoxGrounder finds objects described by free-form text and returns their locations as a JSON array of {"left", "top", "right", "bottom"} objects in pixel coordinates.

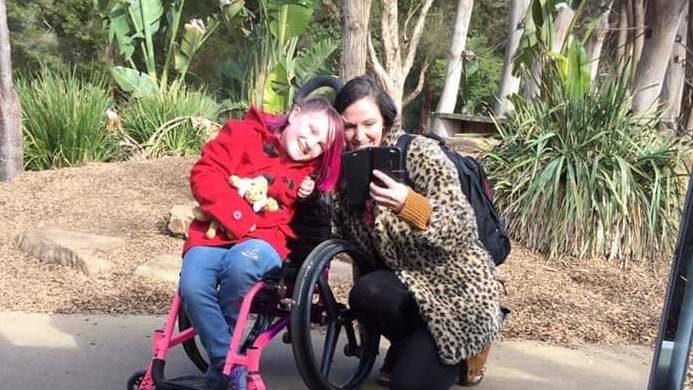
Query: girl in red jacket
[{"left": 178, "top": 97, "right": 344, "bottom": 390}]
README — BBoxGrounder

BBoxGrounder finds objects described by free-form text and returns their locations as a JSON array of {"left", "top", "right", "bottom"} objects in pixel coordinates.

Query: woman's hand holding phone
[{"left": 370, "top": 170, "right": 408, "bottom": 213}]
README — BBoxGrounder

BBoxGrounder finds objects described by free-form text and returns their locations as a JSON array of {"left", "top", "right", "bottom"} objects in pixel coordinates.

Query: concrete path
[{"left": 0, "top": 312, "right": 652, "bottom": 389}]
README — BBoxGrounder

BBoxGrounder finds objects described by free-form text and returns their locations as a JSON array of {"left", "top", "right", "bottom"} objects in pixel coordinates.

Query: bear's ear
[{"left": 263, "top": 173, "right": 274, "bottom": 185}]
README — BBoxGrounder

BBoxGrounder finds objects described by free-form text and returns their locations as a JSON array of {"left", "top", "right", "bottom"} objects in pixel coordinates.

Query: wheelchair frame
[{"left": 127, "top": 239, "right": 379, "bottom": 390}]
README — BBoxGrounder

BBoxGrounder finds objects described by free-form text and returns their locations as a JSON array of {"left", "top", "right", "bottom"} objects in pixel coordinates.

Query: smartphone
[
  {"left": 341, "top": 148, "right": 372, "bottom": 209},
  {"left": 372, "top": 146, "right": 405, "bottom": 186},
  {"left": 341, "top": 147, "right": 405, "bottom": 209}
]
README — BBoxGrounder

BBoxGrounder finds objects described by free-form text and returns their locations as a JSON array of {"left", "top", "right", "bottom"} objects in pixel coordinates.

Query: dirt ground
[{"left": 0, "top": 157, "right": 675, "bottom": 355}]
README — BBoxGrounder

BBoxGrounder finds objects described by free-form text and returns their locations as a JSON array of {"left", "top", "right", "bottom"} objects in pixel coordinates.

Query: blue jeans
[{"left": 179, "top": 239, "right": 282, "bottom": 381}]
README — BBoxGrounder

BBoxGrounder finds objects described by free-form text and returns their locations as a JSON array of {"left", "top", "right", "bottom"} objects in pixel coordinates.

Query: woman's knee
[{"left": 349, "top": 269, "right": 408, "bottom": 309}]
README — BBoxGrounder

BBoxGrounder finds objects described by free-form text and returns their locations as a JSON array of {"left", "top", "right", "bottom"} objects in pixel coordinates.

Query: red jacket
[{"left": 183, "top": 107, "right": 319, "bottom": 259}]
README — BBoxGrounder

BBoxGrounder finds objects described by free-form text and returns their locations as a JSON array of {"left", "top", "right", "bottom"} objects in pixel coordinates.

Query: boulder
[
  {"left": 15, "top": 228, "right": 125, "bottom": 275},
  {"left": 135, "top": 253, "right": 181, "bottom": 284}
]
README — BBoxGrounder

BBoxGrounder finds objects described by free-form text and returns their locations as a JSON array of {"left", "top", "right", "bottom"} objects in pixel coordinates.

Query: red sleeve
[{"left": 190, "top": 121, "right": 259, "bottom": 239}]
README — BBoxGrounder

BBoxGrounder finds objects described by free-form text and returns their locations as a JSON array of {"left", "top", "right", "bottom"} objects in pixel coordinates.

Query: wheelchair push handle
[{"left": 292, "top": 76, "right": 343, "bottom": 105}]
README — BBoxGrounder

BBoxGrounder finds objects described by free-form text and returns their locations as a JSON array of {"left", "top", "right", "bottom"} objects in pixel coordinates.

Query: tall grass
[
  {"left": 486, "top": 64, "right": 689, "bottom": 264},
  {"left": 119, "top": 86, "right": 222, "bottom": 158},
  {"left": 17, "top": 67, "right": 117, "bottom": 170}
]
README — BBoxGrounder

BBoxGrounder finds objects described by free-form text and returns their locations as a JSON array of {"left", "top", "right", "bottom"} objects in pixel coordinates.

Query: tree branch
[
  {"left": 368, "top": 32, "right": 396, "bottom": 97},
  {"left": 322, "top": 0, "right": 340, "bottom": 19},
  {"left": 403, "top": 61, "right": 430, "bottom": 106},
  {"left": 403, "top": 0, "right": 434, "bottom": 75}
]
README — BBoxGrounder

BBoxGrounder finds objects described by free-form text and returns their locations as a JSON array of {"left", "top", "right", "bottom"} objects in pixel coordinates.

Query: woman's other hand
[
  {"left": 370, "top": 170, "right": 409, "bottom": 213},
  {"left": 298, "top": 175, "right": 316, "bottom": 198}
]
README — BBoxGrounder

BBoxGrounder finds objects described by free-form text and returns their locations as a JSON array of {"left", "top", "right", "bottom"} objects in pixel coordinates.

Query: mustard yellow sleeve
[{"left": 397, "top": 187, "right": 431, "bottom": 230}]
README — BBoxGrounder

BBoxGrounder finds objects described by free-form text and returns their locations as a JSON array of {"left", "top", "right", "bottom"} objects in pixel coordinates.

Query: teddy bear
[
  {"left": 229, "top": 175, "right": 279, "bottom": 213},
  {"left": 192, "top": 174, "right": 280, "bottom": 239}
]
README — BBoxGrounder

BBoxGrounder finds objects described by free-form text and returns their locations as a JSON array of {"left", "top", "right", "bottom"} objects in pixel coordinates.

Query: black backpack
[{"left": 396, "top": 133, "right": 511, "bottom": 265}]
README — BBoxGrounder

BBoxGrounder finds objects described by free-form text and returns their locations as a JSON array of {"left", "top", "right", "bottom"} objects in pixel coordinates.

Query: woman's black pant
[{"left": 348, "top": 269, "right": 460, "bottom": 390}]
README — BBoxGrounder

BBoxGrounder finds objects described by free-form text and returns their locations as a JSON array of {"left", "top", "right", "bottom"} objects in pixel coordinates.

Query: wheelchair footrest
[{"left": 155, "top": 375, "right": 207, "bottom": 390}]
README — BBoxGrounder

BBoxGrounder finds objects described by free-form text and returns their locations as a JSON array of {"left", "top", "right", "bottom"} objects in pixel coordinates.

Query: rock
[
  {"left": 15, "top": 228, "right": 125, "bottom": 275},
  {"left": 135, "top": 254, "right": 181, "bottom": 284},
  {"left": 168, "top": 203, "right": 197, "bottom": 238}
]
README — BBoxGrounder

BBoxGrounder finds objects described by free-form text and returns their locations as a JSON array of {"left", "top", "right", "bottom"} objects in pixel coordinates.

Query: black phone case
[
  {"left": 341, "top": 148, "right": 372, "bottom": 208},
  {"left": 341, "top": 147, "right": 405, "bottom": 209},
  {"left": 372, "top": 147, "right": 405, "bottom": 185}
]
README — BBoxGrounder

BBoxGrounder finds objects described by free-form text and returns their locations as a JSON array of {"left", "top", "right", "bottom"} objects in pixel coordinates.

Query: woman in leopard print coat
[{"left": 333, "top": 76, "right": 504, "bottom": 390}]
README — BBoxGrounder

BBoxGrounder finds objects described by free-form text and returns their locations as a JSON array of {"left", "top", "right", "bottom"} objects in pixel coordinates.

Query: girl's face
[
  {"left": 341, "top": 97, "right": 384, "bottom": 150},
  {"left": 280, "top": 106, "right": 332, "bottom": 161}
]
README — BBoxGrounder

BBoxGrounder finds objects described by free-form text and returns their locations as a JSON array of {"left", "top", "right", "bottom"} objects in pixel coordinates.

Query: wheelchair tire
[
  {"left": 126, "top": 370, "right": 145, "bottom": 390},
  {"left": 290, "top": 239, "right": 380, "bottom": 390},
  {"left": 178, "top": 308, "right": 209, "bottom": 374}
]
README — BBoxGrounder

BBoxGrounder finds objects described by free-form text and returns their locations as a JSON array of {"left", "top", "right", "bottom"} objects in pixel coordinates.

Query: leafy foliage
[
  {"left": 17, "top": 67, "right": 118, "bottom": 170},
  {"left": 93, "top": 0, "right": 225, "bottom": 97},
  {"left": 219, "top": 0, "right": 338, "bottom": 117},
  {"left": 118, "top": 86, "right": 222, "bottom": 158},
  {"left": 485, "top": 62, "right": 688, "bottom": 263},
  {"left": 8, "top": 0, "right": 109, "bottom": 77}
]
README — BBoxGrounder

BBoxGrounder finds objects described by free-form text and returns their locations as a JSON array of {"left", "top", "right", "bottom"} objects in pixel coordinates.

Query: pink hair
[{"left": 262, "top": 98, "right": 344, "bottom": 191}]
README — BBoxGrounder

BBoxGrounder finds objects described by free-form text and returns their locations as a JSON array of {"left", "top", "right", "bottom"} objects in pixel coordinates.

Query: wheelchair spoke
[
  {"left": 319, "top": 321, "right": 342, "bottom": 377},
  {"left": 317, "top": 274, "right": 339, "bottom": 319}
]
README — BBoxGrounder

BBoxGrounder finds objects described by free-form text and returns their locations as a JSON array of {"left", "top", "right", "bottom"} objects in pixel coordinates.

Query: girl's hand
[
  {"left": 298, "top": 176, "right": 316, "bottom": 198},
  {"left": 369, "top": 170, "right": 408, "bottom": 213}
]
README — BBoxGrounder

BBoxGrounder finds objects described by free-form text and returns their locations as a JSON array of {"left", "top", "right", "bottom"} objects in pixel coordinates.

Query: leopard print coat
[{"left": 333, "top": 125, "right": 504, "bottom": 365}]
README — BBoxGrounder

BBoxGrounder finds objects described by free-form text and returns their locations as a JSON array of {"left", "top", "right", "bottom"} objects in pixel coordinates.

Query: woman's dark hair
[{"left": 333, "top": 75, "right": 398, "bottom": 131}]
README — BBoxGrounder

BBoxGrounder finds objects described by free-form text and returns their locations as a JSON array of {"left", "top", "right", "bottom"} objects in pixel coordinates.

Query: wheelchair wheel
[
  {"left": 291, "top": 239, "right": 380, "bottom": 390},
  {"left": 179, "top": 302, "right": 275, "bottom": 374},
  {"left": 126, "top": 370, "right": 145, "bottom": 390},
  {"left": 178, "top": 308, "right": 209, "bottom": 374}
]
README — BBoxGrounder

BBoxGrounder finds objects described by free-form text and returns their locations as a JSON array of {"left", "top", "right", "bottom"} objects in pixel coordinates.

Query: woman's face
[
  {"left": 280, "top": 106, "right": 331, "bottom": 162},
  {"left": 341, "top": 97, "right": 384, "bottom": 150}
]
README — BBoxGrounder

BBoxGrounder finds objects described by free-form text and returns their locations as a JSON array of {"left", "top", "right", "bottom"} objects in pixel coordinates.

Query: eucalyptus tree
[
  {"left": 659, "top": 1, "right": 688, "bottom": 132},
  {"left": 494, "top": 0, "right": 531, "bottom": 116},
  {"left": 430, "top": 0, "right": 475, "bottom": 136},
  {"left": 0, "top": 0, "right": 22, "bottom": 181},
  {"left": 631, "top": 0, "right": 688, "bottom": 116},
  {"left": 583, "top": 0, "right": 613, "bottom": 82},
  {"left": 368, "top": 0, "right": 436, "bottom": 112},
  {"left": 339, "top": 0, "right": 373, "bottom": 81}
]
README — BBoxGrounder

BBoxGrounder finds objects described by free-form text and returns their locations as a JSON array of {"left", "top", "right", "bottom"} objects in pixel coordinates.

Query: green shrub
[
  {"left": 485, "top": 64, "right": 689, "bottom": 264},
  {"left": 17, "top": 67, "right": 117, "bottom": 170},
  {"left": 119, "top": 86, "right": 222, "bottom": 158}
]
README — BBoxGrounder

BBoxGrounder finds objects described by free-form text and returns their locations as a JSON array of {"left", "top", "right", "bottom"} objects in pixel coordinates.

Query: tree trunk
[
  {"left": 369, "top": 0, "right": 435, "bottom": 114},
  {"left": 339, "top": 0, "right": 373, "bottom": 82},
  {"left": 632, "top": 0, "right": 687, "bottom": 114},
  {"left": 420, "top": 87, "right": 433, "bottom": 133},
  {"left": 659, "top": 2, "right": 688, "bottom": 133},
  {"left": 615, "top": 0, "right": 628, "bottom": 70},
  {"left": 550, "top": 6, "right": 575, "bottom": 53},
  {"left": 631, "top": 0, "right": 645, "bottom": 80},
  {"left": 584, "top": 2, "right": 613, "bottom": 82},
  {"left": 0, "top": 0, "right": 23, "bottom": 182},
  {"left": 431, "top": 0, "right": 474, "bottom": 136},
  {"left": 494, "top": 0, "right": 531, "bottom": 116}
]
